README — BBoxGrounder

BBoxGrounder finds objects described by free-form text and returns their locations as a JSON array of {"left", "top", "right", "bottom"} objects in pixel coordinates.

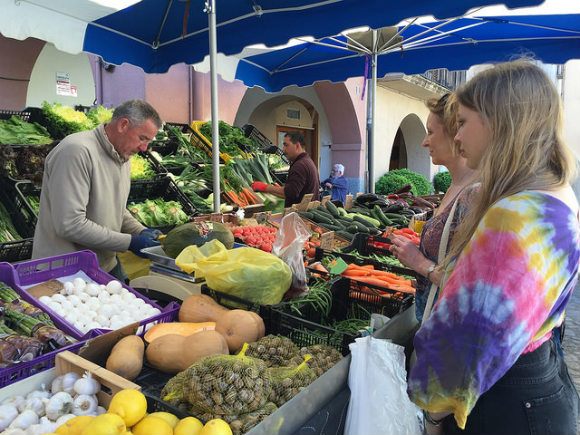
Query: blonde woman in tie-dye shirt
[{"left": 408, "top": 60, "right": 579, "bottom": 435}]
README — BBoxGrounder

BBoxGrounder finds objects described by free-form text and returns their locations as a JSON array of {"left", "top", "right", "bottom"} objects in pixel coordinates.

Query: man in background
[
  {"left": 252, "top": 132, "right": 320, "bottom": 207},
  {"left": 33, "top": 100, "right": 162, "bottom": 281},
  {"left": 321, "top": 163, "right": 348, "bottom": 205}
]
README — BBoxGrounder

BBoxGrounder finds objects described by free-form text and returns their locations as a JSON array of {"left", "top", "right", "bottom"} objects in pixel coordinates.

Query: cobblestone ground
[{"left": 564, "top": 283, "right": 580, "bottom": 390}]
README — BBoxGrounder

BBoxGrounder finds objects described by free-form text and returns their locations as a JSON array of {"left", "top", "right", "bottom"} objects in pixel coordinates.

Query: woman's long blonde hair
[{"left": 444, "top": 60, "right": 576, "bottom": 265}]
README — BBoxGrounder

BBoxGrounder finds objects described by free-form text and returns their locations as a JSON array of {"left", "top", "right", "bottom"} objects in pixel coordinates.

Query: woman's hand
[{"left": 389, "top": 234, "right": 427, "bottom": 271}]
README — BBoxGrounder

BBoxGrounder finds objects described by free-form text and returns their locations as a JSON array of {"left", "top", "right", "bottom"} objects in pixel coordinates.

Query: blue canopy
[
  {"left": 81, "top": 0, "right": 545, "bottom": 73},
  {"left": 234, "top": 12, "right": 580, "bottom": 92}
]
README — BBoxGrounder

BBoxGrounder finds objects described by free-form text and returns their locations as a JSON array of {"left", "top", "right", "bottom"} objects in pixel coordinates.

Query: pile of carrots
[
  {"left": 223, "top": 186, "right": 261, "bottom": 208},
  {"left": 341, "top": 263, "right": 415, "bottom": 294}
]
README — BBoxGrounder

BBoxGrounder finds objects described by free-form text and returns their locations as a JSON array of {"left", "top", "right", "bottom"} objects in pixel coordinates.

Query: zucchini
[
  {"left": 337, "top": 230, "right": 354, "bottom": 241},
  {"left": 298, "top": 211, "right": 315, "bottom": 220},
  {"left": 384, "top": 212, "right": 406, "bottom": 220},
  {"left": 311, "top": 213, "right": 334, "bottom": 225},
  {"left": 322, "top": 223, "right": 343, "bottom": 232},
  {"left": 337, "top": 207, "right": 348, "bottom": 217},
  {"left": 348, "top": 221, "right": 370, "bottom": 233},
  {"left": 373, "top": 205, "right": 392, "bottom": 226},
  {"left": 354, "top": 214, "right": 381, "bottom": 228},
  {"left": 313, "top": 208, "right": 334, "bottom": 219},
  {"left": 325, "top": 201, "right": 340, "bottom": 218}
]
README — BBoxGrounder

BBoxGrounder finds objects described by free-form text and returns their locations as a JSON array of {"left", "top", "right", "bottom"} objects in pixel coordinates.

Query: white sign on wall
[{"left": 55, "top": 71, "right": 77, "bottom": 97}]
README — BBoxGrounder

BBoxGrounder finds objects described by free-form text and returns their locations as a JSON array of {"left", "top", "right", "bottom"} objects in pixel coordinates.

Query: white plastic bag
[
  {"left": 272, "top": 212, "right": 311, "bottom": 294},
  {"left": 345, "top": 336, "right": 422, "bottom": 435}
]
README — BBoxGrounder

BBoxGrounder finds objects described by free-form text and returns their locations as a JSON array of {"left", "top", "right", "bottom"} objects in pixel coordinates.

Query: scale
[{"left": 129, "top": 246, "right": 203, "bottom": 302}]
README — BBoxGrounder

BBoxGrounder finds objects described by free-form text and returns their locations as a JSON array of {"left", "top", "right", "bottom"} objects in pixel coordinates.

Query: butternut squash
[
  {"left": 215, "top": 309, "right": 265, "bottom": 352},
  {"left": 179, "top": 294, "right": 229, "bottom": 323},
  {"left": 145, "top": 330, "right": 229, "bottom": 374},
  {"left": 105, "top": 335, "right": 144, "bottom": 381},
  {"left": 248, "top": 311, "right": 266, "bottom": 339},
  {"left": 143, "top": 321, "right": 216, "bottom": 344}
]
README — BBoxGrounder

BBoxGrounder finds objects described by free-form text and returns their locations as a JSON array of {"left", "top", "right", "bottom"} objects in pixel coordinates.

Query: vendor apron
[{"left": 443, "top": 337, "right": 579, "bottom": 435}]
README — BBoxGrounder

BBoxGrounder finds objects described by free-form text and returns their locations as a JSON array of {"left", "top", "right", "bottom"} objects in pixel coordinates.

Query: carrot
[{"left": 342, "top": 269, "right": 370, "bottom": 277}]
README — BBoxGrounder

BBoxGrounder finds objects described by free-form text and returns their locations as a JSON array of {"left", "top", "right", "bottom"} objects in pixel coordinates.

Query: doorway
[
  {"left": 276, "top": 126, "right": 318, "bottom": 168},
  {"left": 389, "top": 128, "right": 407, "bottom": 170}
]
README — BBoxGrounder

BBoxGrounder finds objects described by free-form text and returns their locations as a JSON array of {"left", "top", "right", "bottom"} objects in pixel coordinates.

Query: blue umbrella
[
  {"left": 0, "top": 0, "right": 547, "bottom": 205},
  {"left": 233, "top": 8, "right": 580, "bottom": 191}
]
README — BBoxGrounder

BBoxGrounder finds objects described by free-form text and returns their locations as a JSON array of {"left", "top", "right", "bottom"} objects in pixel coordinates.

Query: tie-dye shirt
[{"left": 408, "top": 191, "right": 580, "bottom": 429}]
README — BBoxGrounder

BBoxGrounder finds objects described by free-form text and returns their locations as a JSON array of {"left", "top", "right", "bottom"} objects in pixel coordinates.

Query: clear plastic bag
[
  {"left": 176, "top": 240, "right": 292, "bottom": 305},
  {"left": 345, "top": 336, "right": 422, "bottom": 435},
  {"left": 272, "top": 212, "right": 311, "bottom": 294}
]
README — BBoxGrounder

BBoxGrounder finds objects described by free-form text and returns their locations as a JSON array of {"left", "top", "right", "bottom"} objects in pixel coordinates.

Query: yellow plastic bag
[{"left": 176, "top": 241, "right": 292, "bottom": 305}]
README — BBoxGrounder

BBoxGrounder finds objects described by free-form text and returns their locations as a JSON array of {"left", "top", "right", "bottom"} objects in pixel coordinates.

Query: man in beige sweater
[{"left": 32, "top": 100, "right": 162, "bottom": 280}]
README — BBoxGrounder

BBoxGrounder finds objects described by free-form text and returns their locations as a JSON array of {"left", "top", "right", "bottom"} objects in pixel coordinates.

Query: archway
[
  {"left": 389, "top": 128, "right": 408, "bottom": 170},
  {"left": 398, "top": 113, "right": 429, "bottom": 178}
]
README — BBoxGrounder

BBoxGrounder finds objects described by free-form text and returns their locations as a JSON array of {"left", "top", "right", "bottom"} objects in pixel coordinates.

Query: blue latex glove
[
  {"left": 129, "top": 234, "right": 160, "bottom": 258},
  {"left": 140, "top": 228, "right": 163, "bottom": 240}
]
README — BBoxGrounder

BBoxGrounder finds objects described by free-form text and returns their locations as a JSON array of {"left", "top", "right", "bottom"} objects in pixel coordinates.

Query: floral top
[
  {"left": 415, "top": 184, "right": 478, "bottom": 322},
  {"left": 408, "top": 191, "right": 580, "bottom": 429}
]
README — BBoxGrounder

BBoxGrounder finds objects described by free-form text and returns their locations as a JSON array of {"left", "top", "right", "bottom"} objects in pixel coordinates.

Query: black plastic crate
[
  {"left": 201, "top": 284, "right": 270, "bottom": 319},
  {"left": 129, "top": 176, "right": 198, "bottom": 215},
  {"left": 0, "top": 181, "right": 35, "bottom": 262},
  {"left": 14, "top": 181, "right": 40, "bottom": 225},
  {"left": 135, "top": 366, "right": 190, "bottom": 418},
  {"left": 346, "top": 278, "right": 414, "bottom": 319},
  {"left": 0, "top": 109, "right": 31, "bottom": 122},
  {"left": 269, "top": 308, "right": 357, "bottom": 356}
]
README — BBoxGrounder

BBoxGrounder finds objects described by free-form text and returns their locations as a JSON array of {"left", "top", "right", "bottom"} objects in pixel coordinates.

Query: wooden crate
[{"left": 0, "top": 351, "right": 140, "bottom": 408}]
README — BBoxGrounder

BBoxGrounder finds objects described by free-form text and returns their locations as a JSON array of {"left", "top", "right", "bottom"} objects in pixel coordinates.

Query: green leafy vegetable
[
  {"left": 128, "top": 198, "right": 189, "bottom": 227},
  {"left": 0, "top": 116, "right": 53, "bottom": 145},
  {"left": 375, "top": 169, "right": 432, "bottom": 196},
  {"left": 41, "top": 102, "right": 94, "bottom": 138},
  {"left": 130, "top": 154, "right": 156, "bottom": 180}
]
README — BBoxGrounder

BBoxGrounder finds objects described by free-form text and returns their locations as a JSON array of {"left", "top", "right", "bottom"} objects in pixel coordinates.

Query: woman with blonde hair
[
  {"left": 408, "top": 60, "right": 579, "bottom": 435},
  {"left": 390, "top": 92, "right": 477, "bottom": 322}
]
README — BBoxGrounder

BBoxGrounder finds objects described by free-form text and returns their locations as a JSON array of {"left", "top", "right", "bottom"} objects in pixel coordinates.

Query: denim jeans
[{"left": 444, "top": 337, "right": 579, "bottom": 435}]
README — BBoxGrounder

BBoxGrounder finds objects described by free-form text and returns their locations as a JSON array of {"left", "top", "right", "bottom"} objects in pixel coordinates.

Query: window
[{"left": 287, "top": 108, "right": 301, "bottom": 120}]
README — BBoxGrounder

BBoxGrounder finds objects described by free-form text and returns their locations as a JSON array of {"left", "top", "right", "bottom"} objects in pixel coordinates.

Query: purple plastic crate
[
  {"left": 0, "top": 262, "right": 80, "bottom": 340},
  {"left": 10, "top": 251, "right": 178, "bottom": 339},
  {"left": 0, "top": 339, "right": 89, "bottom": 388}
]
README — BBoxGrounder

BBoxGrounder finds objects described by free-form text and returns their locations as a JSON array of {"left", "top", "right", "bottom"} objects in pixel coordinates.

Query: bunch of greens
[
  {"left": 433, "top": 171, "right": 452, "bottom": 193},
  {"left": 165, "top": 125, "right": 210, "bottom": 163},
  {"left": 0, "top": 116, "right": 53, "bottom": 145},
  {"left": 41, "top": 102, "right": 94, "bottom": 138},
  {"left": 199, "top": 120, "right": 262, "bottom": 156},
  {"left": 375, "top": 168, "right": 432, "bottom": 196},
  {"left": 86, "top": 105, "right": 113, "bottom": 126},
  {"left": 0, "top": 202, "right": 21, "bottom": 242},
  {"left": 128, "top": 198, "right": 189, "bottom": 227},
  {"left": 130, "top": 154, "right": 156, "bottom": 180}
]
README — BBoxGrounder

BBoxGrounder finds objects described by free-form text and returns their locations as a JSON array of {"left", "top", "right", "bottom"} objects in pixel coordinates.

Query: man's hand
[
  {"left": 325, "top": 182, "right": 332, "bottom": 189},
  {"left": 129, "top": 234, "right": 160, "bottom": 258},
  {"left": 252, "top": 181, "right": 268, "bottom": 192},
  {"left": 140, "top": 228, "right": 163, "bottom": 240}
]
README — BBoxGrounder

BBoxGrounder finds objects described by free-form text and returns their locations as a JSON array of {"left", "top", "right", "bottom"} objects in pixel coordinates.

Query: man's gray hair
[{"left": 112, "top": 100, "right": 162, "bottom": 129}]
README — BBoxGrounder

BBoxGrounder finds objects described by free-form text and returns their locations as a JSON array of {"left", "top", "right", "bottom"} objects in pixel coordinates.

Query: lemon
[
  {"left": 56, "top": 415, "right": 95, "bottom": 435},
  {"left": 81, "top": 413, "right": 126, "bottom": 435},
  {"left": 200, "top": 419, "right": 233, "bottom": 435},
  {"left": 174, "top": 417, "right": 204, "bottom": 435},
  {"left": 132, "top": 416, "right": 173, "bottom": 435},
  {"left": 108, "top": 389, "right": 147, "bottom": 427},
  {"left": 148, "top": 412, "right": 180, "bottom": 428}
]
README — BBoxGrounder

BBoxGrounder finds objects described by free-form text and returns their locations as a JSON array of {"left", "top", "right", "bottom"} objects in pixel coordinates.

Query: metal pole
[
  {"left": 206, "top": 0, "right": 220, "bottom": 212},
  {"left": 366, "top": 30, "right": 378, "bottom": 193}
]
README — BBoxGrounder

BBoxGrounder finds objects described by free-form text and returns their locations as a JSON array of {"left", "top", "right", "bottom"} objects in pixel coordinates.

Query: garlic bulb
[
  {"left": 23, "top": 397, "right": 45, "bottom": 417},
  {"left": 2, "top": 396, "right": 25, "bottom": 410},
  {"left": 45, "top": 392, "right": 73, "bottom": 421},
  {"left": 72, "top": 395, "right": 98, "bottom": 416},
  {"left": 51, "top": 372, "right": 80, "bottom": 395},
  {"left": 8, "top": 410, "right": 38, "bottom": 430},
  {"left": 73, "top": 372, "right": 100, "bottom": 396},
  {"left": 0, "top": 404, "right": 19, "bottom": 431}
]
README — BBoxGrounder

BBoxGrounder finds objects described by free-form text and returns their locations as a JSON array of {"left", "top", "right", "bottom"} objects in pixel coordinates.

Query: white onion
[
  {"left": 62, "top": 281, "right": 75, "bottom": 295},
  {"left": 38, "top": 296, "right": 52, "bottom": 305},
  {"left": 85, "top": 283, "right": 100, "bottom": 297},
  {"left": 51, "top": 294, "right": 66, "bottom": 304},
  {"left": 105, "top": 280, "right": 122, "bottom": 295},
  {"left": 72, "top": 278, "right": 86, "bottom": 291}
]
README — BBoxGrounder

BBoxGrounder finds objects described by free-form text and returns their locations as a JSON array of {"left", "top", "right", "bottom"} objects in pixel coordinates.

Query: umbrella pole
[
  {"left": 207, "top": 0, "right": 221, "bottom": 213},
  {"left": 367, "top": 31, "right": 378, "bottom": 193}
]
